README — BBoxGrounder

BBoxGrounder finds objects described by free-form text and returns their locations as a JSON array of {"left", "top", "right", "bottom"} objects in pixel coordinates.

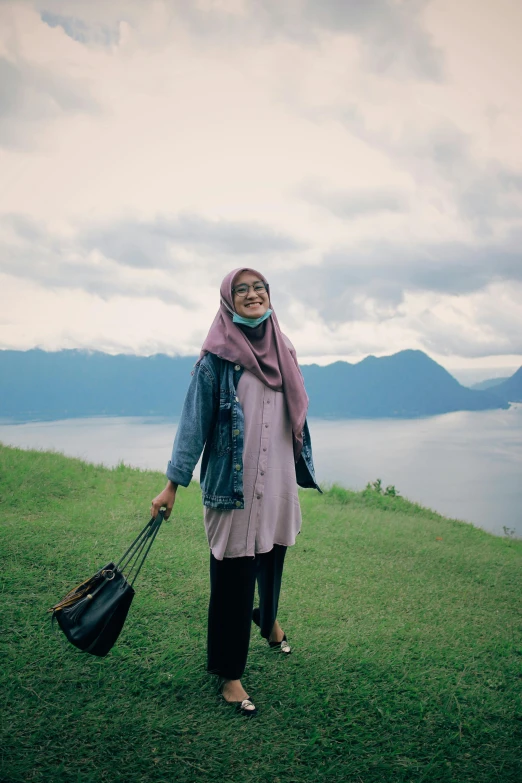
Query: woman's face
[{"left": 232, "top": 270, "right": 270, "bottom": 320}]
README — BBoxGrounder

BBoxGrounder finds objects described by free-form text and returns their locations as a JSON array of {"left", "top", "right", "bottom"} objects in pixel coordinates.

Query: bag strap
[{"left": 116, "top": 510, "right": 164, "bottom": 587}]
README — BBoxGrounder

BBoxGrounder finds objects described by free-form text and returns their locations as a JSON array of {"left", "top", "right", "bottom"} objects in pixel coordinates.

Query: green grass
[{"left": 1, "top": 443, "right": 521, "bottom": 783}]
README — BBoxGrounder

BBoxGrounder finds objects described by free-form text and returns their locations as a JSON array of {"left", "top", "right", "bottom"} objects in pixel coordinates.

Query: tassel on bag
[{"left": 49, "top": 511, "right": 164, "bottom": 657}]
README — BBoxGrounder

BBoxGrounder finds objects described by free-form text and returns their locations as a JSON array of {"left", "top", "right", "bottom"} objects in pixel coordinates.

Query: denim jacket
[{"left": 166, "top": 352, "right": 321, "bottom": 509}]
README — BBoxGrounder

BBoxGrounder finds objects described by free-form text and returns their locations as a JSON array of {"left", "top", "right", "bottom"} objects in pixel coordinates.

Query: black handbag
[{"left": 49, "top": 511, "right": 164, "bottom": 657}]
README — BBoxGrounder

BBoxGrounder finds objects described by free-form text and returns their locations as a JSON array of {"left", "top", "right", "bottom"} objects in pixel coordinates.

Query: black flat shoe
[
  {"left": 252, "top": 608, "right": 292, "bottom": 654},
  {"left": 217, "top": 678, "right": 258, "bottom": 717},
  {"left": 269, "top": 633, "right": 291, "bottom": 654},
  {"left": 235, "top": 699, "right": 257, "bottom": 717},
  {"left": 221, "top": 694, "right": 257, "bottom": 717},
  {"left": 221, "top": 694, "right": 257, "bottom": 718}
]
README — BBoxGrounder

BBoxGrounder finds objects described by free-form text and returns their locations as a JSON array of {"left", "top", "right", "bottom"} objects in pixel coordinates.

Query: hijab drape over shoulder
[{"left": 200, "top": 267, "right": 309, "bottom": 459}]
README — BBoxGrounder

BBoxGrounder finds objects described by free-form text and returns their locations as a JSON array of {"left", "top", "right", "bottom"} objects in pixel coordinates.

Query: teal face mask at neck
[{"left": 232, "top": 309, "right": 273, "bottom": 328}]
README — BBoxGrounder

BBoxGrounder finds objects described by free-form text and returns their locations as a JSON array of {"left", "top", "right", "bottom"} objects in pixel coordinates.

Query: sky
[{"left": 1, "top": 0, "right": 521, "bottom": 382}]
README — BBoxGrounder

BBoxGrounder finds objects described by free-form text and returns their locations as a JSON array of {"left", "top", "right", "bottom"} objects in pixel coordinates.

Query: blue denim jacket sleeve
[{"left": 166, "top": 360, "right": 217, "bottom": 487}]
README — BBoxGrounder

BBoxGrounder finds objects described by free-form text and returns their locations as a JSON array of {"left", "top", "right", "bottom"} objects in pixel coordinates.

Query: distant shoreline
[{"left": 0, "top": 404, "right": 516, "bottom": 425}]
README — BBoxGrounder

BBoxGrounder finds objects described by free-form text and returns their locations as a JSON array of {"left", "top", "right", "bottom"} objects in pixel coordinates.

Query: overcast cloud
[{"left": 0, "top": 0, "right": 521, "bottom": 376}]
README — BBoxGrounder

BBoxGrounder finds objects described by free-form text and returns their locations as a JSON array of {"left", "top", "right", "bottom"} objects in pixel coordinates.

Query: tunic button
[
  {"left": 263, "top": 448, "right": 267, "bottom": 452},
  {"left": 234, "top": 365, "right": 241, "bottom": 371},
  {"left": 235, "top": 500, "right": 241, "bottom": 508},
  {"left": 265, "top": 424, "right": 269, "bottom": 428},
  {"left": 260, "top": 471, "right": 265, "bottom": 476},
  {"left": 257, "top": 495, "right": 261, "bottom": 500},
  {"left": 233, "top": 429, "right": 240, "bottom": 436},
  {"left": 235, "top": 464, "right": 241, "bottom": 471},
  {"left": 266, "top": 400, "right": 270, "bottom": 404}
]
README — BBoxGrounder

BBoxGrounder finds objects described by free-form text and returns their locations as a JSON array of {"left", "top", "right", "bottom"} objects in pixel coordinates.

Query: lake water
[{"left": 1, "top": 408, "right": 521, "bottom": 538}]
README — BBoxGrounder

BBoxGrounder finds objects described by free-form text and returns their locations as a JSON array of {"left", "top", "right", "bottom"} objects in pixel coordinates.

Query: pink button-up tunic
[{"left": 204, "top": 369, "right": 302, "bottom": 560}]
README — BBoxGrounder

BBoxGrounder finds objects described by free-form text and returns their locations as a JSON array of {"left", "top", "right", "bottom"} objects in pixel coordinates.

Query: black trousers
[{"left": 207, "top": 545, "right": 287, "bottom": 680}]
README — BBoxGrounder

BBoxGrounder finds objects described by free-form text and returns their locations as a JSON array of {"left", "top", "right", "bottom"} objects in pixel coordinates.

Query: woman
[{"left": 151, "top": 268, "right": 320, "bottom": 716}]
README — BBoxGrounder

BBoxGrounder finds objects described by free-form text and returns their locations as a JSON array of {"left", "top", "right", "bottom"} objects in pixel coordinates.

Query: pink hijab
[{"left": 200, "top": 267, "right": 309, "bottom": 459}]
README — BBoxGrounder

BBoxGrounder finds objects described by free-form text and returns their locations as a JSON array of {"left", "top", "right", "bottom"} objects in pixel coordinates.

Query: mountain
[
  {"left": 0, "top": 349, "right": 196, "bottom": 420},
  {"left": 301, "top": 350, "right": 507, "bottom": 418},
  {"left": 0, "top": 348, "right": 510, "bottom": 421},
  {"left": 470, "top": 377, "right": 509, "bottom": 391},
  {"left": 492, "top": 367, "right": 522, "bottom": 403}
]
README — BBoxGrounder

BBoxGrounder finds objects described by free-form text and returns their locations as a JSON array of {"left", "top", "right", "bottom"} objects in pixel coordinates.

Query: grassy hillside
[{"left": 0, "top": 444, "right": 521, "bottom": 783}]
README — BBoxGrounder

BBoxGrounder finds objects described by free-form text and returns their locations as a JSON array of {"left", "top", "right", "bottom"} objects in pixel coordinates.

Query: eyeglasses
[{"left": 232, "top": 282, "right": 268, "bottom": 297}]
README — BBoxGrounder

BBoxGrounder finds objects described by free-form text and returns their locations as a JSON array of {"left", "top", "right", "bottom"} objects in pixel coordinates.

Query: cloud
[
  {"left": 34, "top": 0, "right": 444, "bottom": 80},
  {"left": 276, "top": 277, "right": 522, "bottom": 362},
  {"left": 2, "top": 211, "right": 522, "bottom": 360},
  {"left": 300, "top": 0, "right": 444, "bottom": 80},
  {"left": 40, "top": 11, "right": 120, "bottom": 47},
  {"left": 0, "top": 55, "right": 99, "bottom": 148},
  {"left": 0, "top": 245, "right": 185, "bottom": 306},
  {"left": 398, "top": 124, "right": 522, "bottom": 229},
  {"left": 298, "top": 180, "right": 409, "bottom": 218},
  {"left": 0, "top": 212, "right": 304, "bottom": 300},
  {"left": 458, "top": 168, "right": 522, "bottom": 226},
  {"left": 0, "top": 214, "right": 184, "bottom": 303},
  {"left": 335, "top": 113, "right": 522, "bottom": 233},
  {"left": 410, "top": 282, "right": 522, "bottom": 358},
  {"left": 0, "top": 0, "right": 520, "bottom": 365},
  {"left": 81, "top": 214, "right": 305, "bottom": 269},
  {"left": 278, "top": 236, "right": 522, "bottom": 325},
  {"left": 0, "top": 274, "right": 209, "bottom": 356},
  {"left": 206, "top": 0, "right": 443, "bottom": 80}
]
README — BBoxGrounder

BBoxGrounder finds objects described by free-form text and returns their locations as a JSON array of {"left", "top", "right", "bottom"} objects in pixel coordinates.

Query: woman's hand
[{"left": 150, "top": 480, "right": 177, "bottom": 520}]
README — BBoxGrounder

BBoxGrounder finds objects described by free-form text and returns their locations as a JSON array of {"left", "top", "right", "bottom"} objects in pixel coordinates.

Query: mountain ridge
[
  {"left": 492, "top": 366, "right": 522, "bottom": 402},
  {"left": 0, "top": 347, "right": 514, "bottom": 421},
  {"left": 470, "top": 377, "right": 509, "bottom": 391}
]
